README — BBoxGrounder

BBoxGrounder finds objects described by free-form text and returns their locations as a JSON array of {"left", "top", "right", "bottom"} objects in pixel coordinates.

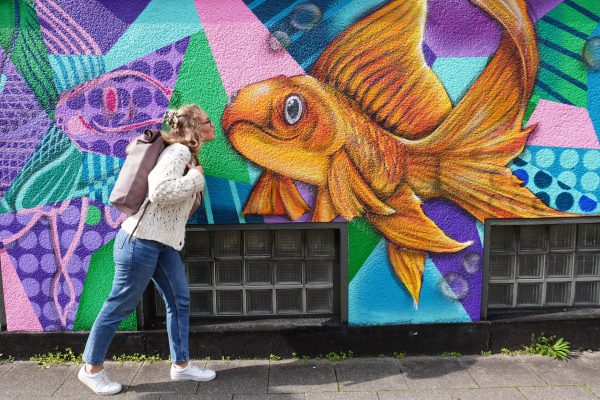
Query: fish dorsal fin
[{"left": 311, "top": 0, "right": 451, "bottom": 140}]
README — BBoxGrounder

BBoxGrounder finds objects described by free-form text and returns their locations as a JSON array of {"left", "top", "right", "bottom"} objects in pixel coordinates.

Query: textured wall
[{"left": 0, "top": 0, "right": 598, "bottom": 331}]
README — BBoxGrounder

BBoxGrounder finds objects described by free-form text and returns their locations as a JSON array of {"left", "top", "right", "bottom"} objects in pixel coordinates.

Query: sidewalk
[{"left": 2, "top": 353, "right": 600, "bottom": 399}]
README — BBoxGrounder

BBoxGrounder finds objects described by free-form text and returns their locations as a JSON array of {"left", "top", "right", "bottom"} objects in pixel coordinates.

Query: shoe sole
[{"left": 171, "top": 374, "right": 216, "bottom": 382}]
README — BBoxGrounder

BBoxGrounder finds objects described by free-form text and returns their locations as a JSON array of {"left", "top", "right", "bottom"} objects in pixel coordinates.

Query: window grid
[
  {"left": 487, "top": 223, "right": 600, "bottom": 311},
  {"left": 155, "top": 229, "right": 337, "bottom": 317}
]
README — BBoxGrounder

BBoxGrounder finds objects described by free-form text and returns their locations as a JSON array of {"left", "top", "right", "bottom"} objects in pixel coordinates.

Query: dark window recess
[
  {"left": 151, "top": 227, "right": 340, "bottom": 322},
  {"left": 484, "top": 221, "right": 600, "bottom": 318}
]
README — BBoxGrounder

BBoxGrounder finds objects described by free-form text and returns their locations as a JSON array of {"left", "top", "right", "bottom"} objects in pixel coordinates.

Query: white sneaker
[
  {"left": 78, "top": 365, "right": 122, "bottom": 396},
  {"left": 170, "top": 363, "right": 216, "bottom": 382}
]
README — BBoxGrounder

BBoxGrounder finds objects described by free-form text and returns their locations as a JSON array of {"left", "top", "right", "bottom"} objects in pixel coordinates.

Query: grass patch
[
  {"left": 30, "top": 347, "right": 82, "bottom": 368},
  {"left": 112, "top": 353, "right": 162, "bottom": 364}
]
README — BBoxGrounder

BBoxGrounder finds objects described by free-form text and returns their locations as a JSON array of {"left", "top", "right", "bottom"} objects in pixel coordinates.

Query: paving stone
[
  {"left": 518, "top": 385, "right": 598, "bottom": 400},
  {"left": 459, "top": 355, "right": 545, "bottom": 388},
  {"left": 449, "top": 387, "right": 526, "bottom": 400},
  {"left": 127, "top": 361, "right": 200, "bottom": 395},
  {"left": 377, "top": 390, "right": 453, "bottom": 399},
  {"left": 575, "top": 352, "right": 600, "bottom": 370},
  {"left": 398, "top": 357, "right": 477, "bottom": 390},
  {"left": 233, "top": 395, "right": 306, "bottom": 400},
  {"left": 199, "top": 360, "right": 269, "bottom": 396},
  {"left": 306, "top": 392, "right": 378, "bottom": 399},
  {"left": 54, "top": 361, "right": 143, "bottom": 397},
  {"left": 521, "top": 355, "right": 600, "bottom": 386},
  {"left": 268, "top": 360, "right": 337, "bottom": 394},
  {"left": 0, "top": 361, "right": 77, "bottom": 396},
  {"left": 335, "top": 358, "right": 406, "bottom": 392},
  {"left": 159, "top": 394, "right": 232, "bottom": 399},
  {"left": 0, "top": 361, "right": 16, "bottom": 378}
]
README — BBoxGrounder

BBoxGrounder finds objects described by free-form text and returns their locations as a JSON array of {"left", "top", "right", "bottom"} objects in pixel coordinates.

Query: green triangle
[
  {"left": 73, "top": 239, "right": 137, "bottom": 331},
  {"left": 348, "top": 218, "right": 382, "bottom": 283},
  {"left": 169, "top": 31, "right": 251, "bottom": 184}
]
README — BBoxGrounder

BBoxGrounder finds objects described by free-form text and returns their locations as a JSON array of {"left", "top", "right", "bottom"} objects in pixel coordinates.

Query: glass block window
[
  {"left": 155, "top": 227, "right": 339, "bottom": 318},
  {"left": 486, "top": 222, "right": 600, "bottom": 313}
]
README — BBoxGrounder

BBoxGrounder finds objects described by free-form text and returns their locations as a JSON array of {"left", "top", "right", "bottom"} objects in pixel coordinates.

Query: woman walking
[{"left": 78, "top": 104, "right": 216, "bottom": 395}]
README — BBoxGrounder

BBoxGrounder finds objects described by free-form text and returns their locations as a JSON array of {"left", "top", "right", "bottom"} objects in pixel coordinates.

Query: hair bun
[{"left": 164, "top": 109, "right": 179, "bottom": 129}]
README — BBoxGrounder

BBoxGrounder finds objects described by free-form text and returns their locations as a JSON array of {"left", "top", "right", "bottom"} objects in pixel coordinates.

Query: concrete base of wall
[{"left": 2, "top": 311, "right": 600, "bottom": 360}]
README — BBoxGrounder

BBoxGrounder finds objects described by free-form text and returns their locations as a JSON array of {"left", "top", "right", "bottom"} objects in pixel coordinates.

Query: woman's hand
[{"left": 187, "top": 163, "right": 204, "bottom": 175}]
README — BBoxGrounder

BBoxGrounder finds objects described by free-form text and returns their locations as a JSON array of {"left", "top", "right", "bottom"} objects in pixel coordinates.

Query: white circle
[
  {"left": 560, "top": 149, "right": 580, "bottom": 169},
  {"left": 581, "top": 172, "right": 600, "bottom": 192},
  {"left": 584, "top": 150, "right": 600, "bottom": 170},
  {"left": 558, "top": 171, "right": 577, "bottom": 188},
  {"left": 535, "top": 148, "right": 555, "bottom": 168},
  {"left": 519, "top": 148, "right": 532, "bottom": 163}
]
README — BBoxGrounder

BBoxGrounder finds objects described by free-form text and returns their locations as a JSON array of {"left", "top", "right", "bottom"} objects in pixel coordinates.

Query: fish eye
[{"left": 284, "top": 94, "right": 304, "bottom": 125}]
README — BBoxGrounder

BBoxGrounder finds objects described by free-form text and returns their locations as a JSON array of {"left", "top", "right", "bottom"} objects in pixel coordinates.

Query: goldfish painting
[{"left": 221, "top": 0, "right": 567, "bottom": 305}]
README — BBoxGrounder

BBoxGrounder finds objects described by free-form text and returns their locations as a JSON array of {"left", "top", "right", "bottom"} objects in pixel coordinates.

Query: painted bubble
[
  {"left": 290, "top": 3, "right": 322, "bottom": 30},
  {"left": 440, "top": 272, "right": 469, "bottom": 300},
  {"left": 582, "top": 37, "right": 600, "bottom": 70},
  {"left": 462, "top": 252, "right": 482, "bottom": 274},
  {"left": 268, "top": 31, "right": 291, "bottom": 52}
]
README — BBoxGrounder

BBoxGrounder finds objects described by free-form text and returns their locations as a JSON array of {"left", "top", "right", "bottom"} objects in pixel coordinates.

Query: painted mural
[{"left": 0, "top": 0, "right": 599, "bottom": 331}]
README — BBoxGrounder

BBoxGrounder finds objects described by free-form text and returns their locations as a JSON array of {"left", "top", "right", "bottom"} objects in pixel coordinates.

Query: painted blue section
[
  {"left": 204, "top": 175, "right": 243, "bottom": 224},
  {"left": 587, "top": 23, "right": 600, "bottom": 140},
  {"left": 349, "top": 240, "right": 471, "bottom": 325},
  {"left": 476, "top": 222, "right": 484, "bottom": 248},
  {"left": 80, "top": 151, "right": 124, "bottom": 204},
  {"left": 432, "top": 57, "right": 489, "bottom": 105},
  {"left": 236, "top": 182, "right": 264, "bottom": 224},
  {"left": 0, "top": 74, "right": 7, "bottom": 93},
  {"left": 49, "top": 55, "right": 106, "bottom": 93},
  {"left": 103, "top": 0, "right": 202, "bottom": 72}
]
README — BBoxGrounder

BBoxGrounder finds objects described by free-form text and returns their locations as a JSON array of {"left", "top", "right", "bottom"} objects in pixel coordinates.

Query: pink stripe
[
  {"left": 0, "top": 250, "right": 43, "bottom": 332},
  {"left": 193, "top": 0, "right": 305, "bottom": 96},
  {"left": 35, "top": 1, "right": 94, "bottom": 55},
  {"left": 36, "top": 10, "right": 82, "bottom": 54},
  {"left": 104, "top": 205, "right": 126, "bottom": 228},
  {"left": 40, "top": 26, "right": 68, "bottom": 54},
  {"left": 44, "top": 0, "right": 102, "bottom": 54}
]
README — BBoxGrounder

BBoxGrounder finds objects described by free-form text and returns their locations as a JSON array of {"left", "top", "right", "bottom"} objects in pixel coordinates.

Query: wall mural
[{"left": 0, "top": 0, "right": 599, "bottom": 331}]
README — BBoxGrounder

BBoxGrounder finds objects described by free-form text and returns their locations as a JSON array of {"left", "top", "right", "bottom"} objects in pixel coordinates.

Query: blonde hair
[{"left": 162, "top": 104, "right": 206, "bottom": 156}]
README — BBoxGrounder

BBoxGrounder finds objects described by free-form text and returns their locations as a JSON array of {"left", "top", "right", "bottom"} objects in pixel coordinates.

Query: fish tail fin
[{"left": 388, "top": 244, "right": 426, "bottom": 306}]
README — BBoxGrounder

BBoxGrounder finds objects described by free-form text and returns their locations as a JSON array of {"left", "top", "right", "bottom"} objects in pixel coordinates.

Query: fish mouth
[{"left": 224, "top": 120, "right": 300, "bottom": 141}]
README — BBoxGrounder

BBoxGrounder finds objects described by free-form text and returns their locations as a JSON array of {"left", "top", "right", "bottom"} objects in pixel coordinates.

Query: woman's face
[{"left": 196, "top": 109, "right": 216, "bottom": 142}]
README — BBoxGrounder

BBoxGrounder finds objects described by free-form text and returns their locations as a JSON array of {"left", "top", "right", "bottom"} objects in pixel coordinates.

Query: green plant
[
  {"left": 440, "top": 352, "right": 462, "bottom": 357},
  {"left": 112, "top": 353, "right": 161, "bottom": 364},
  {"left": 269, "top": 354, "right": 281, "bottom": 361},
  {"left": 302, "top": 355, "right": 311, "bottom": 361},
  {"left": 500, "top": 347, "right": 521, "bottom": 356},
  {"left": 0, "top": 354, "right": 15, "bottom": 363},
  {"left": 524, "top": 334, "right": 570, "bottom": 360},
  {"left": 393, "top": 352, "right": 406, "bottom": 359},
  {"left": 480, "top": 351, "right": 492, "bottom": 356},
  {"left": 30, "top": 347, "right": 82, "bottom": 368},
  {"left": 325, "top": 351, "right": 352, "bottom": 363},
  {"left": 220, "top": 355, "right": 231, "bottom": 362},
  {"left": 291, "top": 352, "right": 298, "bottom": 359}
]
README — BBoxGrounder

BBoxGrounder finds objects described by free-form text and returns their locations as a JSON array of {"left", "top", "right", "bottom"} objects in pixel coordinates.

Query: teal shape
[
  {"left": 0, "top": 74, "right": 6, "bottom": 93},
  {"left": 348, "top": 239, "right": 471, "bottom": 325},
  {"left": 103, "top": 0, "right": 202, "bottom": 72},
  {"left": 77, "top": 151, "right": 124, "bottom": 205},
  {"left": 48, "top": 55, "right": 106, "bottom": 93},
  {"left": 587, "top": 24, "right": 600, "bottom": 142},
  {"left": 0, "top": 125, "right": 85, "bottom": 213},
  {"left": 432, "top": 57, "right": 489, "bottom": 105}
]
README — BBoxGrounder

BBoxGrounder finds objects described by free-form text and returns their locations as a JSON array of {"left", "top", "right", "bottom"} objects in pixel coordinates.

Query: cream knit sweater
[{"left": 121, "top": 143, "right": 204, "bottom": 250}]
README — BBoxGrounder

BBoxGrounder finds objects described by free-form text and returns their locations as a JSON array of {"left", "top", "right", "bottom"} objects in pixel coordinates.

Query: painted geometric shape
[
  {"left": 73, "top": 238, "right": 136, "bottom": 331},
  {"left": 526, "top": 0, "right": 565, "bottom": 21},
  {"left": 531, "top": 0, "right": 600, "bottom": 108},
  {"left": 49, "top": 55, "right": 106, "bottom": 93},
  {"left": 55, "top": 38, "right": 189, "bottom": 157},
  {"left": 0, "top": 125, "right": 85, "bottom": 213},
  {"left": 432, "top": 56, "right": 489, "bottom": 105},
  {"left": 0, "top": 55, "right": 53, "bottom": 200},
  {"left": 78, "top": 151, "right": 125, "bottom": 205},
  {"left": 95, "top": 0, "right": 151, "bottom": 25},
  {"left": 3, "top": 0, "right": 58, "bottom": 114},
  {"left": 526, "top": 100, "right": 600, "bottom": 148},
  {"left": 0, "top": 249, "right": 43, "bottom": 332},
  {"left": 168, "top": 31, "right": 251, "bottom": 183},
  {"left": 510, "top": 146, "right": 600, "bottom": 213},
  {"left": 587, "top": 23, "right": 600, "bottom": 140},
  {"left": 103, "top": 0, "right": 201, "bottom": 72},
  {"left": 348, "top": 218, "right": 381, "bottom": 283},
  {"left": 196, "top": 0, "right": 305, "bottom": 95},
  {"left": 0, "top": 198, "right": 122, "bottom": 331},
  {"left": 349, "top": 240, "right": 471, "bottom": 325}
]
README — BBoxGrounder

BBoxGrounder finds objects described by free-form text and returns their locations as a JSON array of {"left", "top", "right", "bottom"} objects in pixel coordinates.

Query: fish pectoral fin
[
  {"left": 328, "top": 151, "right": 395, "bottom": 220},
  {"left": 311, "top": 187, "right": 338, "bottom": 222},
  {"left": 369, "top": 185, "right": 472, "bottom": 252},
  {"left": 243, "top": 171, "right": 309, "bottom": 220},
  {"left": 388, "top": 244, "right": 426, "bottom": 305}
]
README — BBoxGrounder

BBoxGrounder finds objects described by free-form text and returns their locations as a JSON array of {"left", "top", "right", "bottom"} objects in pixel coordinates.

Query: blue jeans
[{"left": 83, "top": 228, "right": 190, "bottom": 365}]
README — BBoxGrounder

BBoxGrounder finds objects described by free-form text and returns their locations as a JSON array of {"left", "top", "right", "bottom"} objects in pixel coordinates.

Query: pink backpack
[{"left": 109, "top": 129, "right": 202, "bottom": 219}]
